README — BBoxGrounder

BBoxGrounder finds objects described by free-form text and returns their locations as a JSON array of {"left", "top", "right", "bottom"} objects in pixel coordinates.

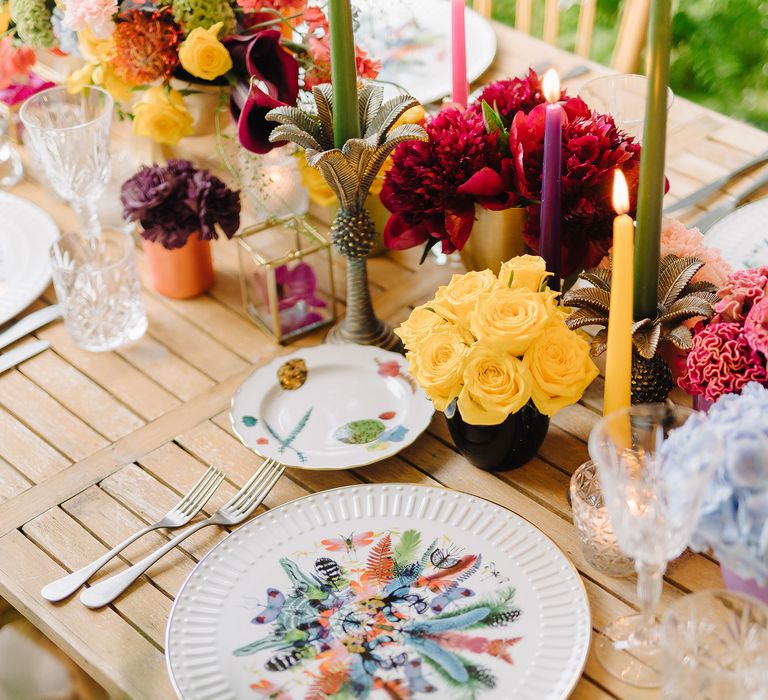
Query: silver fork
[
  {"left": 42, "top": 465, "right": 225, "bottom": 602},
  {"left": 80, "top": 459, "right": 285, "bottom": 609}
]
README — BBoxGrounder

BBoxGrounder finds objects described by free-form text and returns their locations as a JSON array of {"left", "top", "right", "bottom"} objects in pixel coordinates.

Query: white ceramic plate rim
[
  {"left": 376, "top": 2, "right": 498, "bottom": 105},
  {"left": 0, "top": 192, "right": 59, "bottom": 325},
  {"left": 230, "top": 345, "right": 435, "bottom": 470},
  {"left": 704, "top": 198, "right": 768, "bottom": 270},
  {"left": 165, "top": 483, "right": 591, "bottom": 700}
]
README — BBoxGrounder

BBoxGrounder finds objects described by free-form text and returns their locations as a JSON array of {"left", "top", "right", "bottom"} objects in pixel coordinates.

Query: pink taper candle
[
  {"left": 451, "top": 0, "right": 468, "bottom": 108},
  {"left": 540, "top": 69, "right": 562, "bottom": 291}
]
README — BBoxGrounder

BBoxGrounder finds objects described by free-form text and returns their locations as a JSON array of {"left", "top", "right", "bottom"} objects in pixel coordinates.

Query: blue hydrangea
[
  {"left": 668, "top": 383, "right": 768, "bottom": 583},
  {"left": 51, "top": 8, "right": 81, "bottom": 57}
]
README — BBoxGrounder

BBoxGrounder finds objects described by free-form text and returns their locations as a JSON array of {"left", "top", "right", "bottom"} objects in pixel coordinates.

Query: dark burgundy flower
[
  {"left": 225, "top": 29, "right": 300, "bottom": 154},
  {"left": 466, "top": 68, "right": 559, "bottom": 126},
  {"left": 121, "top": 160, "right": 241, "bottom": 249},
  {"left": 120, "top": 165, "right": 175, "bottom": 220},
  {"left": 382, "top": 108, "right": 501, "bottom": 254},
  {"left": 509, "top": 97, "right": 642, "bottom": 275}
]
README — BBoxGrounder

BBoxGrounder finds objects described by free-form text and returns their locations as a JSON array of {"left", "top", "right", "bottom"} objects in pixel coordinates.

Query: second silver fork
[
  {"left": 42, "top": 465, "right": 225, "bottom": 602},
  {"left": 80, "top": 458, "right": 285, "bottom": 609}
]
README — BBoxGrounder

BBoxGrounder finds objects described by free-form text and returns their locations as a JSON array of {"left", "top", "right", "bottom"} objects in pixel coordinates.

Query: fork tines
[{"left": 226, "top": 458, "right": 284, "bottom": 516}]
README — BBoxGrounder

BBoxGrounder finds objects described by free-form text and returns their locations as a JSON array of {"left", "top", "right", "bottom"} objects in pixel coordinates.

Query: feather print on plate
[{"left": 235, "top": 530, "right": 523, "bottom": 698}]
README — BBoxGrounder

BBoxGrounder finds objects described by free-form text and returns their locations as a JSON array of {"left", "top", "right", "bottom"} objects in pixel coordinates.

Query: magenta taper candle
[{"left": 540, "top": 69, "right": 562, "bottom": 291}]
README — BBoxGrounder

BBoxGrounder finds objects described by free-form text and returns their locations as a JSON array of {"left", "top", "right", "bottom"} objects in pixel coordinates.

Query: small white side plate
[
  {"left": 705, "top": 198, "right": 768, "bottom": 270},
  {"left": 0, "top": 192, "right": 59, "bottom": 325},
  {"left": 231, "top": 345, "right": 434, "bottom": 470}
]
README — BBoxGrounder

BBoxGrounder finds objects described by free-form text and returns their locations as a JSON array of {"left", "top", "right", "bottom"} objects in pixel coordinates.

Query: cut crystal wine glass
[
  {"left": 19, "top": 86, "right": 112, "bottom": 239},
  {"left": 588, "top": 404, "right": 720, "bottom": 688}
]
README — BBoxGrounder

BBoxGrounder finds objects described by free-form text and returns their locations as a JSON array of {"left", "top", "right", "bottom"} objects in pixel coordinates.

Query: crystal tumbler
[
  {"left": 50, "top": 231, "right": 147, "bottom": 351},
  {"left": 661, "top": 590, "right": 768, "bottom": 699},
  {"left": 570, "top": 460, "right": 634, "bottom": 577}
]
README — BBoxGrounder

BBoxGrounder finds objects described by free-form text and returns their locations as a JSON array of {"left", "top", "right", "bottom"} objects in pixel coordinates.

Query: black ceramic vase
[{"left": 446, "top": 403, "right": 550, "bottom": 472}]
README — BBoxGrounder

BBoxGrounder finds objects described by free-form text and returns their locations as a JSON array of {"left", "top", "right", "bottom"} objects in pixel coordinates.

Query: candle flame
[
  {"left": 542, "top": 69, "right": 560, "bottom": 103},
  {"left": 612, "top": 169, "right": 630, "bottom": 215}
]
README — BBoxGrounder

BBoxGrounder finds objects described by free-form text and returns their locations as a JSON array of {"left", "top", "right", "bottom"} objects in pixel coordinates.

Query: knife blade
[
  {"left": 664, "top": 151, "right": 768, "bottom": 214},
  {"left": 0, "top": 340, "right": 50, "bottom": 374},
  {"left": 0, "top": 304, "right": 61, "bottom": 352},
  {"left": 694, "top": 169, "right": 768, "bottom": 232}
]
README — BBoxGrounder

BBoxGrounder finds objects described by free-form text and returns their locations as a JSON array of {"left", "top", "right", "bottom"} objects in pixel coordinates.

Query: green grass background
[{"left": 477, "top": 0, "right": 768, "bottom": 131}]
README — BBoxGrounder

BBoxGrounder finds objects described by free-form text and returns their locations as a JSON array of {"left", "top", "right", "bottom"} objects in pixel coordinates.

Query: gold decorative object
[
  {"left": 277, "top": 358, "right": 308, "bottom": 390},
  {"left": 267, "top": 82, "right": 427, "bottom": 351},
  {"left": 563, "top": 255, "right": 717, "bottom": 403},
  {"left": 236, "top": 215, "right": 336, "bottom": 345}
]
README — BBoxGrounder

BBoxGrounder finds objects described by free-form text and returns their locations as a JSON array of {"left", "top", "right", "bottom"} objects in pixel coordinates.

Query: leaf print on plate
[
  {"left": 234, "top": 531, "right": 523, "bottom": 698},
  {"left": 263, "top": 407, "right": 313, "bottom": 464},
  {"left": 334, "top": 419, "right": 385, "bottom": 444},
  {"left": 242, "top": 415, "right": 258, "bottom": 427}
]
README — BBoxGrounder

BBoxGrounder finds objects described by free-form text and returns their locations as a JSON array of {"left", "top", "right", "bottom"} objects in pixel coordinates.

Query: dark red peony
[
  {"left": 466, "top": 68, "right": 560, "bottom": 126},
  {"left": 508, "top": 97, "right": 642, "bottom": 275},
  {"left": 381, "top": 108, "right": 507, "bottom": 255}
]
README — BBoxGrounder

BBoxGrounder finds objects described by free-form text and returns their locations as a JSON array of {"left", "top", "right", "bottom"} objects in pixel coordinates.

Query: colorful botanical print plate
[
  {"left": 166, "top": 484, "right": 590, "bottom": 700},
  {"left": 230, "top": 346, "right": 434, "bottom": 470}
]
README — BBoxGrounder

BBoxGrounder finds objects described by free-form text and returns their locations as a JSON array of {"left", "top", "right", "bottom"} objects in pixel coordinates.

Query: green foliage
[
  {"left": 474, "top": 0, "right": 768, "bottom": 130},
  {"left": 392, "top": 529, "right": 422, "bottom": 567}
]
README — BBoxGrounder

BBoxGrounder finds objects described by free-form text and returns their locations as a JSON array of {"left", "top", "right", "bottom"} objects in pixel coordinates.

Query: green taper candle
[
  {"left": 633, "top": 0, "right": 671, "bottom": 320},
  {"left": 328, "top": 0, "right": 360, "bottom": 149}
]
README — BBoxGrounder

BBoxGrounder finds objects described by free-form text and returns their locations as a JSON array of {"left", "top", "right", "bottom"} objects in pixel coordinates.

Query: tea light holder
[
  {"left": 570, "top": 460, "right": 634, "bottom": 577},
  {"left": 237, "top": 216, "right": 336, "bottom": 344}
]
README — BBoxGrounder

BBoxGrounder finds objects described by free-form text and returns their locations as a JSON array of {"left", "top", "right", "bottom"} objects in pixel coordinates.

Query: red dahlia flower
[{"left": 509, "top": 97, "right": 642, "bottom": 275}]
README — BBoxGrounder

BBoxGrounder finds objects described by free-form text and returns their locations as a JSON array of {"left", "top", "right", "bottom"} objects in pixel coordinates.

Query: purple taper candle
[{"left": 540, "top": 69, "right": 562, "bottom": 291}]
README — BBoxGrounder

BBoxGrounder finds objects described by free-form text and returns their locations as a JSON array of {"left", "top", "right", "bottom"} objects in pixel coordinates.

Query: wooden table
[{"left": 1, "top": 23, "right": 767, "bottom": 700}]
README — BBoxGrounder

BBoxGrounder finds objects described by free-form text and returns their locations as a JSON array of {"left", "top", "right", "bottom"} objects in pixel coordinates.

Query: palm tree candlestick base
[{"left": 267, "top": 83, "right": 426, "bottom": 352}]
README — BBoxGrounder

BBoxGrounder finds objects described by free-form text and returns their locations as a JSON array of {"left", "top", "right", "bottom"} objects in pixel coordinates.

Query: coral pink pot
[{"left": 142, "top": 233, "right": 214, "bottom": 299}]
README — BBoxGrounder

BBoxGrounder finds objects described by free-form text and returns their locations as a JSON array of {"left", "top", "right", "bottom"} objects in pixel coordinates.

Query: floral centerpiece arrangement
[
  {"left": 3, "top": 0, "right": 378, "bottom": 147},
  {"left": 381, "top": 70, "right": 642, "bottom": 277},
  {"left": 660, "top": 382, "right": 768, "bottom": 599},
  {"left": 396, "top": 255, "right": 598, "bottom": 471},
  {"left": 679, "top": 266, "right": 768, "bottom": 404},
  {"left": 121, "top": 158, "right": 240, "bottom": 297}
]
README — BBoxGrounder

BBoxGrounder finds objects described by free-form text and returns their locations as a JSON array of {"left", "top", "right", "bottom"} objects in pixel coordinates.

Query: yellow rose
[
  {"left": 92, "top": 63, "right": 132, "bottom": 102},
  {"left": 395, "top": 303, "right": 450, "bottom": 350},
  {"left": 457, "top": 342, "right": 532, "bottom": 425},
  {"left": 78, "top": 27, "right": 114, "bottom": 63},
  {"left": 132, "top": 87, "right": 194, "bottom": 145},
  {"left": 523, "top": 322, "right": 599, "bottom": 416},
  {"left": 433, "top": 270, "right": 500, "bottom": 324},
  {"left": 469, "top": 287, "right": 550, "bottom": 355},
  {"left": 0, "top": 3, "right": 11, "bottom": 33},
  {"left": 498, "top": 254, "right": 552, "bottom": 292},
  {"left": 408, "top": 326, "right": 470, "bottom": 411},
  {"left": 67, "top": 62, "right": 96, "bottom": 94},
  {"left": 178, "top": 22, "right": 232, "bottom": 81}
]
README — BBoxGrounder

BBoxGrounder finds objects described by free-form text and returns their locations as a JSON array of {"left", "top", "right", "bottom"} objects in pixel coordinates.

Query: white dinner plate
[
  {"left": 166, "top": 483, "right": 590, "bottom": 700},
  {"left": 361, "top": 1, "right": 498, "bottom": 105},
  {"left": 0, "top": 192, "right": 59, "bottom": 325},
  {"left": 230, "top": 345, "right": 434, "bottom": 470},
  {"left": 704, "top": 198, "right": 768, "bottom": 270}
]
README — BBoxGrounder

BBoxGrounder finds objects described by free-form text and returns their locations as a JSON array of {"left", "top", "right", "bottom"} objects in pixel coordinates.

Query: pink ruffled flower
[
  {"left": 744, "top": 298, "right": 768, "bottom": 355},
  {"left": 659, "top": 217, "right": 732, "bottom": 286},
  {"left": 679, "top": 322, "right": 768, "bottom": 402},
  {"left": 714, "top": 267, "right": 768, "bottom": 322},
  {"left": 0, "top": 39, "right": 36, "bottom": 90},
  {"left": 63, "top": 0, "right": 117, "bottom": 38}
]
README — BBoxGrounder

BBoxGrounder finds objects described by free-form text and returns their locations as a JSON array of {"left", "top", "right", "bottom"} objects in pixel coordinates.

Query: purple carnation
[{"left": 121, "top": 160, "right": 241, "bottom": 249}]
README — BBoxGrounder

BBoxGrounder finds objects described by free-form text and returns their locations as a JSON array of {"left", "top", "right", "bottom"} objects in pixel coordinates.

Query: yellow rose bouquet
[{"left": 396, "top": 256, "right": 599, "bottom": 470}]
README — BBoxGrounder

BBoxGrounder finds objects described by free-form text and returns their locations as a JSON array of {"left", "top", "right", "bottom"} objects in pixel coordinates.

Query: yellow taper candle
[{"left": 604, "top": 170, "right": 634, "bottom": 416}]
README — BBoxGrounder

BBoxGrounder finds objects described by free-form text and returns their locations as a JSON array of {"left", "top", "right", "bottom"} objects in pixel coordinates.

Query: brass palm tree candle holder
[{"left": 267, "top": 83, "right": 427, "bottom": 351}]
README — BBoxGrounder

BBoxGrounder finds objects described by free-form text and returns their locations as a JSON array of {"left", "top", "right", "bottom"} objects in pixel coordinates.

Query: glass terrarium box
[{"left": 237, "top": 216, "right": 336, "bottom": 344}]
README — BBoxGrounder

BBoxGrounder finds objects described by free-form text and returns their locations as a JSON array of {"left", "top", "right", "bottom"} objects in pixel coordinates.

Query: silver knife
[
  {"left": 0, "top": 340, "right": 50, "bottom": 374},
  {"left": 0, "top": 304, "right": 61, "bottom": 352},
  {"left": 664, "top": 151, "right": 768, "bottom": 214},
  {"left": 695, "top": 169, "right": 768, "bottom": 232}
]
